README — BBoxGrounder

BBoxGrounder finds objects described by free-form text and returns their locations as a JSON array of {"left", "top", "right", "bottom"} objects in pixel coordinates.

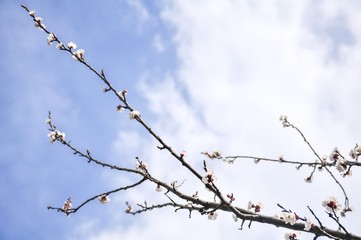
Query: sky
[{"left": 1, "top": 0, "right": 361, "bottom": 239}]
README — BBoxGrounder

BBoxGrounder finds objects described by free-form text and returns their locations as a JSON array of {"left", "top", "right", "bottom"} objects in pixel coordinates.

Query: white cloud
[
  {"left": 126, "top": 0, "right": 150, "bottom": 24},
  {"left": 112, "top": 131, "right": 142, "bottom": 157},
  {"left": 153, "top": 34, "right": 165, "bottom": 52}
]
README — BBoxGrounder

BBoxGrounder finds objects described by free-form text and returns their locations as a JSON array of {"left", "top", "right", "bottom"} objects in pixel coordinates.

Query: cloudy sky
[{"left": 1, "top": 0, "right": 360, "bottom": 239}]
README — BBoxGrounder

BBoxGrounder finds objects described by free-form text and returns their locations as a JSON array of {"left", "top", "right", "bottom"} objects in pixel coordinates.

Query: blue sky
[{"left": 1, "top": 1, "right": 361, "bottom": 239}]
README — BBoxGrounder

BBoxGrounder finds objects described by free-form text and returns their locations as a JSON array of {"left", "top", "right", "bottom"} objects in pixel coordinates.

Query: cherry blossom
[
  {"left": 47, "top": 130, "right": 65, "bottom": 143},
  {"left": 116, "top": 105, "right": 124, "bottom": 113},
  {"left": 304, "top": 218, "right": 313, "bottom": 231},
  {"left": 248, "top": 201, "right": 263, "bottom": 213},
  {"left": 121, "top": 89, "right": 128, "bottom": 100},
  {"left": 277, "top": 212, "right": 298, "bottom": 225},
  {"left": 47, "top": 33, "right": 56, "bottom": 45},
  {"left": 349, "top": 144, "right": 361, "bottom": 159},
  {"left": 67, "top": 41, "right": 77, "bottom": 49},
  {"left": 29, "top": 10, "right": 35, "bottom": 17},
  {"left": 129, "top": 110, "right": 141, "bottom": 120},
  {"left": 279, "top": 115, "right": 289, "bottom": 127},
  {"left": 335, "top": 158, "right": 347, "bottom": 173},
  {"left": 284, "top": 231, "right": 300, "bottom": 240},
  {"left": 34, "top": 16, "right": 45, "bottom": 30},
  {"left": 202, "top": 168, "right": 217, "bottom": 184},
  {"left": 207, "top": 211, "right": 218, "bottom": 220},
  {"left": 304, "top": 176, "right": 313, "bottom": 183},
  {"left": 226, "top": 193, "right": 236, "bottom": 202},
  {"left": 56, "top": 42, "right": 64, "bottom": 49},
  {"left": 155, "top": 184, "right": 162, "bottom": 192},
  {"left": 62, "top": 197, "right": 72, "bottom": 215},
  {"left": 72, "top": 49, "right": 85, "bottom": 61},
  {"left": 98, "top": 194, "right": 110, "bottom": 204},
  {"left": 322, "top": 197, "right": 342, "bottom": 212}
]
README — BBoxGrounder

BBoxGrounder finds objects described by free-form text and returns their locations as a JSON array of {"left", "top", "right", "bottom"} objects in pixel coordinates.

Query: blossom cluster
[
  {"left": 202, "top": 150, "right": 234, "bottom": 164},
  {"left": 279, "top": 115, "right": 290, "bottom": 127},
  {"left": 65, "top": 42, "right": 85, "bottom": 61},
  {"left": 329, "top": 147, "right": 350, "bottom": 176},
  {"left": 226, "top": 193, "right": 236, "bottom": 203},
  {"left": 276, "top": 212, "right": 298, "bottom": 225},
  {"left": 29, "top": 10, "right": 46, "bottom": 30},
  {"left": 201, "top": 150, "right": 222, "bottom": 159},
  {"left": 248, "top": 201, "right": 263, "bottom": 213},
  {"left": 29, "top": 9, "right": 85, "bottom": 59},
  {"left": 62, "top": 197, "right": 72, "bottom": 215},
  {"left": 276, "top": 212, "right": 313, "bottom": 231},
  {"left": 47, "top": 130, "right": 66, "bottom": 143}
]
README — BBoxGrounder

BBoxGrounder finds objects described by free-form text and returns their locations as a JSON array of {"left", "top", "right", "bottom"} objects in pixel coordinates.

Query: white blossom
[
  {"left": 98, "top": 194, "right": 110, "bottom": 204},
  {"left": 62, "top": 197, "right": 72, "bottom": 215},
  {"left": 336, "top": 158, "right": 347, "bottom": 173},
  {"left": 278, "top": 212, "right": 298, "bottom": 225},
  {"left": 349, "top": 144, "right": 361, "bottom": 159},
  {"left": 56, "top": 42, "right": 64, "bottom": 49},
  {"left": 279, "top": 115, "right": 289, "bottom": 127},
  {"left": 121, "top": 89, "right": 128, "bottom": 100},
  {"left": 67, "top": 41, "right": 77, "bottom": 49},
  {"left": 304, "top": 218, "right": 313, "bottom": 231},
  {"left": 322, "top": 197, "right": 342, "bottom": 212},
  {"left": 129, "top": 110, "right": 141, "bottom": 120},
  {"left": 47, "top": 130, "right": 65, "bottom": 143},
  {"left": 207, "top": 211, "right": 218, "bottom": 220},
  {"left": 304, "top": 176, "right": 313, "bottom": 183},
  {"left": 329, "top": 147, "right": 341, "bottom": 162},
  {"left": 284, "top": 231, "right": 300, "bottom": 240},
  {"left": 155, "top": 184, "right": 162, "bottom": 192},
  {"left": 47, "top": 33, "right": 56, "bottom": 45},
  {"left": 248, "top": 201, "right": 264, "bottom": 213},
  {"left": 34, "top": 17, "right": 45, "bottom": 30},
  {"left": 116, "top": 105, "right": 124, "bottom": 113},
  {"left": 72, "top": 49, "right": 85, "bottom": 61},
  {"left": 29, "top": 10, "right": 35, "bottom": 17},
  {"left": 202, "top": 168, "right": 217, "bottom": 184}
]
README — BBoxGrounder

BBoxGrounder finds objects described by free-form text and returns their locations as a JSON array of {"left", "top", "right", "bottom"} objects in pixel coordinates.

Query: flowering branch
[
  {"left": 22, "top": 5, "right": 361, "bottom": 240},
  {"left": 205, "top": 116, "right": 358, "bottom": 215},
  {"left": 47, "top": 178, "right": 147, "bottom": 215}
]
